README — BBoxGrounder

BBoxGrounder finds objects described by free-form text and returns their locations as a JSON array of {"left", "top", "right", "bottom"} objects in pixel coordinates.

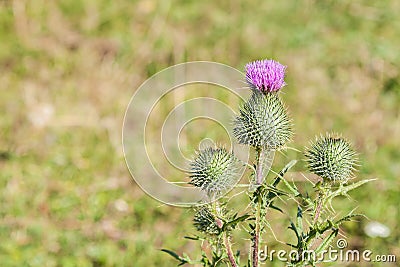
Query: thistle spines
[
  {"left": 305, "top": 133, "right": 358, "bottom": 183},
  {"left": 233, "top": 90, "right": 292, "bottom": 150},
  {"left": 189, "top": 147, "right": 241, "bottom": 198},
  {"left": 193, "top": 206, "right": 221, "bottom": 235}
]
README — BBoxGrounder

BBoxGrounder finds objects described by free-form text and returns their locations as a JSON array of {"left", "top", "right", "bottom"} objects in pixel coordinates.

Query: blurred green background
[{"left": 1, "top": 0, "right": 399, "bottom": 266}]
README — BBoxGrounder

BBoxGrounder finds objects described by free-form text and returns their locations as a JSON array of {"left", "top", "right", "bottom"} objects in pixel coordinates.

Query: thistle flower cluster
[{"left": 163, "top": 59, "right": 368, "bottom": 267}]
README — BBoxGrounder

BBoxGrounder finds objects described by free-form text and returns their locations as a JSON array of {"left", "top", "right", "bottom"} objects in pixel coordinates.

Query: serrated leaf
[
  {"left": 161, "top": 249, "right": 189, "bottom": 264},
  {"left": 223, "top": 214, "right": 250, "bottom": 231},
  {"left": 270, "top": 160, "right": 297, "bottom": 187},
  {"left": 235, "top": 250, "right": 241, "bottom": 265},
  {"left": 289, "top": 221, "right": 300, "bottom": 241},
  {"left": 336, "top": 213, "right": 365, "bottom": 225},
  {"left": 315, "top": 229, "right": 339, "bottom": 255},
  {"left": 269, "top": 203, "right": 284, "bottom": 213},
  {"left": 296, "top": 206, "right": 303, "bottom": 233},
  {"left": 286, "top": 243, "right": 297, "bottom": 249},
  {"left": 184, "top": 235, "right": 201, "bottom": 240},
  {"left": 326, "top": 179, "right": 376, "bottom": 203}
]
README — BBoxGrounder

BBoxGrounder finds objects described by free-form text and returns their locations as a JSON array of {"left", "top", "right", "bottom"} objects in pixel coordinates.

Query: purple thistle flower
[{"left": 245, "top": 59, "right": 287, "bottom": 93}]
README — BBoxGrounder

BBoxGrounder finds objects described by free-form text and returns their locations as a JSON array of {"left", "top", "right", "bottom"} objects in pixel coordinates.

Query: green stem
[
  {"left": 252, "top": 148, "right": 264, "bottom": 267},
  {"left": 255, "top": 148, "right": 264, "bottom": 185},
  {"left": 252, "top": 202, "right": 261, "bottom": 267}
]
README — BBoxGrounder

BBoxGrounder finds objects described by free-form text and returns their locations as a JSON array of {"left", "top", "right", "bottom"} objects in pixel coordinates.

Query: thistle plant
[{"left": 162, "top": 59, "right": 372, "bottom": 266}]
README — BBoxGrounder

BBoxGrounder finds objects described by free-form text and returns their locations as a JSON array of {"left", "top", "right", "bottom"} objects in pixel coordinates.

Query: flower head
[
  {"left": 189, "top": 147, "right": 241, "bottom": 198},
  {"left": 245, "top": 59, "right": 287, "bottom": 93},
  {"left": 233, "top": 90, "right": 292, "bottom": 149},
  {"left": 193, "top": 206, "right": 221, "bottom": 235},
  {"left": 305, "top": 134, "right": 358, "bottom": 183}
]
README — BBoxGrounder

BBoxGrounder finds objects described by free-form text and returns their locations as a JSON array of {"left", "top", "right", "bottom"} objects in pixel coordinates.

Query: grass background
[{"left": 0, "top": 0, "right": 399, "bottom": 266}]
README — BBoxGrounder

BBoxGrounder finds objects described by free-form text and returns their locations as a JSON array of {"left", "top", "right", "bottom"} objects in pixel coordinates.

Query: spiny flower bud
[
  {"left": 193, "top": 206, "right": 221, "bottom": 235},
  {"left": 305, "top": 134, "right": 358, "bottom": 183},
  {"left": 189, "top": 147, "right": 241, "bottom": 198},
  {"left": 233, "top": 90, "right": 292, "bottom": 150}
]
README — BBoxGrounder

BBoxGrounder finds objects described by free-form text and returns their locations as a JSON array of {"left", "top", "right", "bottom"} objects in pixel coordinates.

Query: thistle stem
[
  {"left": 223, "top": 233, "right": 238, "bottom": 267},
  {"left": 252, "top": 204, "right": 261, "bottom": 267},
  {"left": 214, "top": 203, "right": 237, "bottom": 267},
  {"left": 314, "top": 184, "right": 329, "bottom": 224},
  {"left": 252, "top": 147, "right": 264, "bottom": 267},
  {"left": 313, "top": 196, "right": 323, "bottom": 224},
  {"left": 256, "top": 148, "right": 264, "bottom": 185}
]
